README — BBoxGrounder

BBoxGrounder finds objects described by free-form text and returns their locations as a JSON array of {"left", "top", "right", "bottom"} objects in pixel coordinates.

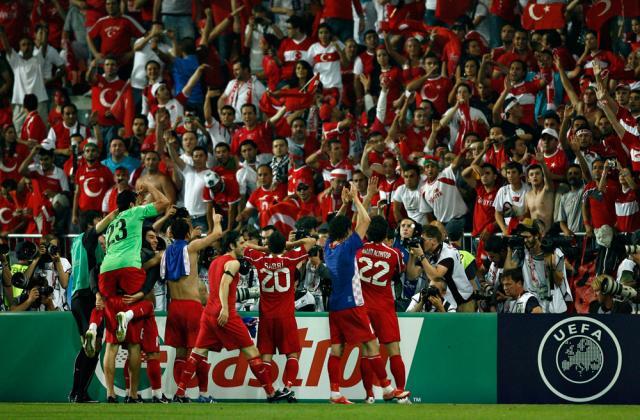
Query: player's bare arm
[{"left": 218, "top": 260, "right": 240, "bottom": 327}]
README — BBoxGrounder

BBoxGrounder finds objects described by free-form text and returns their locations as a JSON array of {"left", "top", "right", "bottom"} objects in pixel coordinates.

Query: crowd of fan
[{"left": 0, "top": 0, "right": 640, "bottom": 314}]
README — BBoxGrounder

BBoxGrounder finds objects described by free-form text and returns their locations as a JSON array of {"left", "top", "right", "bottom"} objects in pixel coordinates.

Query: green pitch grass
[{"left": 0, "top": 403, "right": 638, "bottom": 419}]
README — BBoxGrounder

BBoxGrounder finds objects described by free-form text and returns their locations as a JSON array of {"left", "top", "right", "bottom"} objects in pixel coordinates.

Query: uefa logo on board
[{"left": 537, "top": 317, "right": 622, "bottom": 402}]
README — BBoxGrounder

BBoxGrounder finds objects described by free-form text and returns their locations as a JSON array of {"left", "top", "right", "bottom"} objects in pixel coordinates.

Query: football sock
[
  {"left": 328, "top": 355, "right": 341, "bottom": 394},
  {"left": 263, "top": 360, "right": 277, "bottom": 383},
  {"left": 283, "top": 357, "right": 299, "bottom": 389},
  {"left": 248, "top": 357, "right": 275, "bottom": 396},
  {"left": 146, "top": 358, "right": 162, "bottom": 392},
  {"left": 390, "top": 355, "right": 406, "bottom": 390},
  {"left": 176, "top": 352, "right": 207, "bottom": 397},
  {"left": 89, "top": 309, "right": 103, "bottom": 326},
  {"left": 360, "top": 357, "right": 374, "bottom": 398},
  {"left": 174, "top": 357, "right": 186, "bottom": 383},
  {"left": 124, "top": 358, "right": 130, "bottom": 392},
  {"left": 196, "top": 359, "right": 211, "bottom": 394},
  {"left": 368, "top": 355, "right": 391, "bottom": 389}
]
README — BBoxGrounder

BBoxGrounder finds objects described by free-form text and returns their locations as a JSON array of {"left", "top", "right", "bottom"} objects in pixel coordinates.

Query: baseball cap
[
  {"left": 541, "top": 128, "right": 559, "bottom": 140},
  {"left": 151, "top": 82, "right": 166, "bottom": 97},
  {"left": 514, "top": 218, "right": 540, "bottom": 235}
]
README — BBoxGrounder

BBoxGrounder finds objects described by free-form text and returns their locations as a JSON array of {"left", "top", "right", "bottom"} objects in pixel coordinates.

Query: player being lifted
[
  {"left": 97, "top": 182, "right": 170, "bottom": 402},
  {"left": 244, "top": 231, "right": 317, "bottom": 402},
  {"left": 356, "top": 216, "right": 410, "bottom": 403},
  {"left": 173, "top": 231, "right": 291, "bottom": 403},
  {"left": 161, "top": 208, "right": 223, "bottom": 403},
  {"left": 324, "top": 182, "right": 410, "bottom": 404}
]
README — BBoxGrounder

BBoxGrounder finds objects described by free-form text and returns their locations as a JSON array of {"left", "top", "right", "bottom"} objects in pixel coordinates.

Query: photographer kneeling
[
  {"left": 590, "top": 274, "right": 633, "bottom": 314},
  {"left": 407, "top": 225, "right": 475, "bottom": 312},
  {"left": 508, "top": 219, "right": 572, "bottom": 313},
  {"left": 407, "top": 277, "right": 456, "bottom": 312},
  {"left": 502, "top": 268, "right": 543, "bottom": 313}
]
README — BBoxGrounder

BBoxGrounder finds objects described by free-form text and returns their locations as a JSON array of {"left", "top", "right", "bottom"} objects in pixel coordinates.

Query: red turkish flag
[
  {"left": 110, "top": 81, "right": 135, "bottom": 137},
  {"left": 259, "top": 200, "right": 300, "bottom": 236},
  {"left": 521, "top": 2, "right": 565, "bottom": 30},
  {"left": 585, "top": 0, "right": 621, "bottom": 30},
  {"left": 435, "top": 0, "right": 472, "bottom": 24},
  {"left": 258, "top": 91, "right": 283, "bottom": 117}
]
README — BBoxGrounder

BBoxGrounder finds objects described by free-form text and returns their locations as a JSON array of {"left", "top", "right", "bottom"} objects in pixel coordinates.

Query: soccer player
[
  {"left": 97, "top": 182, "right": 170, "bottom": 402},
  {"left": 161, "top": 209, "right": 223, "bottom": 403},
  {"left": 244, "top": 231, "right": 316, "bottom": 402},
  {"left": 356, "top": 216, "right": 410, "bottom": 403},
  {"left": 324, "top": 182, "right": 409, "bottom": 404},
  {"left": 173, "top": 231, "right": 291, "bottom": 403}
]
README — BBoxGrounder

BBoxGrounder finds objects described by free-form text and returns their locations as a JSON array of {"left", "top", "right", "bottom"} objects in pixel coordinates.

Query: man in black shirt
[{"left": 589, "top": 274, "right": 632, "bottom": 314}]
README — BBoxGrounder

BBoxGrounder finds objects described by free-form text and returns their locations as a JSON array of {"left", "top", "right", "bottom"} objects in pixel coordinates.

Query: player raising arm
[
  {"left": 172, "top": 231, "right": 291, "bottom": 403},
  {"left": 244, "top": 232, "right": 316, "bottom": 402},
  {"left": 324, "top": 182, "right": 409, "bottom": 404}
]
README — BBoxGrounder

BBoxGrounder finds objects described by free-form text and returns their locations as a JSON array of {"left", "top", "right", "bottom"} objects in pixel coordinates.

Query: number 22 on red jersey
[{"left": 356, "top": 242, "right": 404, "bottom": 303}]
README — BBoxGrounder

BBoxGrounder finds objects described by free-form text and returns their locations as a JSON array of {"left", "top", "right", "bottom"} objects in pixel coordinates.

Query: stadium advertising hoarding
[
  {"left": 498, "top": 315, "right": 640, "bottom": 404},
  {"left": 0, "top": 312, "right": 495, "bottom": 403}
]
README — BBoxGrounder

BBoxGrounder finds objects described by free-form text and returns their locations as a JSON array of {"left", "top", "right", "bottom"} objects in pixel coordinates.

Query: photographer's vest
[
  {"left": 511, "top": 292, "right": 536, "bottom": 313},
  {"left": 436, "top": 243, "right": 473, "bottom": 305}
]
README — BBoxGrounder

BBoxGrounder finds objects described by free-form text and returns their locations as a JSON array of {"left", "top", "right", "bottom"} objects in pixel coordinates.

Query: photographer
[
  {"left": 10, "top": 239, "right": 68, "bottom": 312},
  {"left": 408, "top": 225, "right": 475, "bottom": 312},
  {"left": 407, "top": 277, "right": 456, "bottom": 312},
  {"left": 479, "top": 235, "right": 510, "bottom": 312},
  {"left": 299, "top": 245, "right": 332, "bottom": 312},
  {"left": 392, "top": 218, "right": 424, "bottom": 310},
  {"left": 589, "top": 274, "right": 632, "bottom": 314},
  {"left": 503, "top": 268, "right": 543, "bottom": 314},
  {"left": 616, "top": 247, "right": 640, "bottom": 312},
  {"left": 509, "top": 219, "right": 572, "bottom": 313}
]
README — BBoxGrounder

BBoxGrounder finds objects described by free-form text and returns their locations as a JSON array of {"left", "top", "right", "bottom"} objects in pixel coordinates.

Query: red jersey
[
  {"left": 247, "top": 184, "right": 288, "bottom": 213},
  {"left": 416, "top": 76, "right": 453, "bottom": 115},
  {"left": 355, "top": 51, "right": 376, "bottom": 76},
  {"left": 21, "top": 111, "right": 47, "bottom": 143},
  {"left": 485, "top": 146, "right": 509, "bottom": 171},
  {"left": 473, "top": 184, "right": 500, "bottom": 236},
  {"left": 321, "top": 121, "right": 350, "bottom": 153},
  {"left": 583, "top": 179, "right": 619, "bottom": 229},
  {"left": 356, "top": 242, "right": 404, "bottom": 311},
  {"left": 378, "top": 176, "right": 404, "bottom": 203},
  {"left": 496, "top": 50, "right": 537, "bottom": 73},
  {"left": 323, "top": 0, "right": 363, "bottom": 20},
  {"left": 0, "top": 2, "right": 25, "bottom": 48},
  {"left": 243, "top": 247, "right": 308, "bottom": 319},
  {"left": 508, "top": 80, "right": 544, "bottom": 127},
  {"left": 620, "top": 131, "right": 640, "bottom": 173},
  {"left": 543, "top": 148, "right": 568, "bottom": 179},
  {"left": 47, "top": 121, "right": 91, "bottom": 150},
  {"left": 262, "top": 55, "right": 281, "bottom": 92},
  {"left": 75, "top": 162, "right": 114, "bottom": 212},
  {"left": 30, "top": 0, "right": 67, "bottom": 49},
  {"left": 615, "top": 188, "right": 640, "bottom": 234},
  {"left": 201, "top": 170, "right": 240, "bottom": 212},
  {"left": 231, "top": 122, "right": 273, "bottom": 155},
  {"left": 288, "top": 165, "right": 314, "bottom": 196},
  {"left": 319, "top": 158, "right": 354, "bottom": 187},
  {"left": 88, "top": 15, "right": 144, "bottom": 56},
  {"left": 278, "top": 36, "right": 315, "bottom": 80},
  {"left": 206, "top": 254, "right": 239, "bottom": 316},
  {"left": 400, "top": 125, "right": 429, "bottom": 162}
]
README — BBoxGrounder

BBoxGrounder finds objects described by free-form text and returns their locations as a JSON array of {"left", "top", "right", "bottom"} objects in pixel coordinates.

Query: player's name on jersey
[{"left": 361, "top": 248, "right": 393, "bottom": 259}]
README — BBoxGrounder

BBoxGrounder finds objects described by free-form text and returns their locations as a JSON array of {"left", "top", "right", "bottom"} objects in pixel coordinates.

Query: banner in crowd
[{"left": 498, "top": 315, "right": 640, "bottom": 404}]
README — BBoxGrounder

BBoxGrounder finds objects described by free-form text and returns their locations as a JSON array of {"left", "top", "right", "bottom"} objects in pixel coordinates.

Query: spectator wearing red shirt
[
  {"left": 237, "top": 164, "right": 288, "bottom": 226},
  {"left": 322, "top": 0, "right": 364, "bottom": 42},
  {"left": 286, "top": 181, "right": 321, "bottom": 221},
  {"left": 71, "top": 143, "right": 114, "bottom": 227},
  {"left": 615, "top": 167, "right": 640, "bottom": 234},
  {"left": 86, "top": 0, "right": 144, "bottom": 65},
  {"left": 43, "top": 103, "right": 91, "bottom": 166},
  {"left": 20, "top": 94, "right": 47, "bottom": 144},
  {"left": 539, "top": 128, "right": 568, "bottom": 183},
  {"left": 495, "top": 29, "right": 537, "bottom": 75},
  {"left": 406, "top": 53, "right": 453, "bottom": 116},
  {"left": 260, "top": 34, "right": 281, "bottom": 92},
  {"left": 230, "top": 103, "right": 286, "bottom": 156},
  {"left": 0, "top": 0, "right": 25, "bottom": 49},
  {"left": 583, "top": 159, "right": 619, "bottom": 239},
  {"left": 86, "top": 56, "right": 126, "bottom": 140},
  {"left": 317, "top": 169, "right": 351, "bottom": 222},
  {"left": 202, "top": 168, "right": 241, "bottom": 233},
  {"left": 30, "top": 0, "right": 67, "bottom": 49},
  {"left": 278, "top": 16, "right": 315, "bottom": 81},
  {"left": 287, "top": 117, "right": 319, "bottom": 168},
  {"left": 306, "top": 138, "right": 354, "bottom": 188},
  {"left": 0, "top": 124, "right": 29, "bottom": 184},
  {"left": 101, "top": 167, "right": 131, "bottom": 214}
]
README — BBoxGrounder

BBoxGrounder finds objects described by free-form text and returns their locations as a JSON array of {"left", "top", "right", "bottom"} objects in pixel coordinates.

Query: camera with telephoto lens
[
  {"left": 606, "top": 159, "right": 617, "bottom": 169},
  {"left": 600, "top": 276, "right": 638, "bottom": 301},
  {"left": 294, "top": 229, "right": 310, "bottom": 240},
  {"left": 12, "top": 272, "right": 53, "bottom": 308},
  {"left": 505, "top": 235, "right": 525, "bottom": 249},
  {"left": 420, "top": 285, "right": 441, "bottom": 312},
  {"left": 238, "top": 257, "right": 253, "bottom": 276},
  {"left": 47, "top": 244, "right": 58, "bottom": 256},
  {"left": 471, "top": 283, "right": 497, "bottom": 305},
  {"left": 402, "top": 236, "right": 422, "bottom": 249}
]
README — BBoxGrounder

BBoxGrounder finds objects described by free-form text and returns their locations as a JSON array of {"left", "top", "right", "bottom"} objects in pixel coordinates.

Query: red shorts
[
  {"left": 103, "top": 314, "right": 158, "bottom": 350},
  {"left": 165, "top": 299, "right": 203, "bottom": 349},
  {"left": 329, "top": 306, "right": 376, "bottom": 345},
  {"left": 98, "top": 267, "right": 146, "bottom": 297},
  {"left": 195, "top": 310, "right": 254, "bottom": 351},
  {"left": 366, "top": 306, "right": 400, "bottom": 344},
  {"left": 257, "top": 316, "right": 301, "bottom": 355}
]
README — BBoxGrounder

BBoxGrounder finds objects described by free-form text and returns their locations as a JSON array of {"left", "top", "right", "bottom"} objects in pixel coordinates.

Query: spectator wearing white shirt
[
  {"left": 306, "top": 24, "right": 344, "bottom": 95},
  {"left": 33, "top": 24, "right": 66, "bottom": 91},
  {"left": 393, "top": 164, "right": 428, "bottom": 226},
  {"left": 0, "top": 28, "right": 48, "bottom": 134},
  {"left": 494, "top": 161, "right": 530, "bottom": 235},
  {"left": 204, "top": 89, "right": 238, "bottom": 147},
  {"left": 131, "top": 24, "right": 172, "bottom": 110},
  {"left": 218, "top": 58, "right": 266, "bottom": 123}
]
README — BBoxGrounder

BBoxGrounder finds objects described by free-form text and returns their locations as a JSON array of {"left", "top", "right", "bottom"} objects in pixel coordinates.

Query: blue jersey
[{"left": 324, "top": 233, "right": 364, "bottom": 311}]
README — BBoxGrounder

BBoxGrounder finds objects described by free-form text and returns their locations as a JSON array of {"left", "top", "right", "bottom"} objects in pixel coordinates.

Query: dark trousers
[{"left": 70, "top": 288, "right": 103, "bottom": 399}]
